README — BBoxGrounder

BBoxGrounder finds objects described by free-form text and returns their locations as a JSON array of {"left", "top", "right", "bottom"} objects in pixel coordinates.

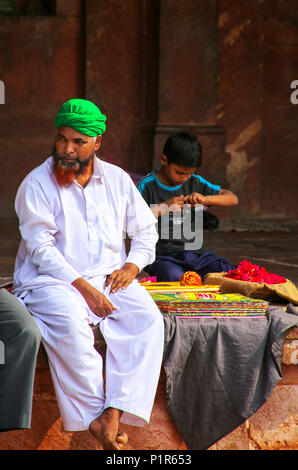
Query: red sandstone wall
[
  {"left": 217, "top": 0, "right": 298, "bottom": 219},
  {"left": 0, "top": 9, "right": 83, "bottom": 217},
  {"left": 0, "top": 0, "right": 297, "bottom": 218},
  {"left": 85, "top": 0, "right": 145, "bottom": 171}
]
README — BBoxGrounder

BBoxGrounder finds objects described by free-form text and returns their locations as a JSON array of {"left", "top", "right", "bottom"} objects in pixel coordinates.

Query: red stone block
[{"left": 0, "top": 340, "right": 186, "bottom": 450}]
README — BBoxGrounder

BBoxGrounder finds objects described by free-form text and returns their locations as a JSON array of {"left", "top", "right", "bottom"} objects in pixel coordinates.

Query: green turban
[{"left": 54, "top": 98, "right": 107, "bottom": 136}]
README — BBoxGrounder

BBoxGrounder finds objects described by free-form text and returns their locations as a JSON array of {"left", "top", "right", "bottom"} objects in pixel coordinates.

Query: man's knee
[
  {"left": 26, "top": 318, "right": 41, "bottom": 344},
  {"left": 144, "top": 300, "right": 164, "bottom": 334},
  {"left": 19, "top": 314, "right": 41, "bottom": 350},
  {"left": 155, "top": 311, "right": 165, "bottom": 336},
  {"left": 0, "top": 290, "right": 41, "bottom": 346}
]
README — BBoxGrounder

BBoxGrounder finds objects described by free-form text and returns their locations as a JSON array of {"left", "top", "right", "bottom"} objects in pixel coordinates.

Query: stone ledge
[
  {"left": 282, "top": 333, "right": 298, "bottom": 365},
  {"left": 210, "top": 384, "right": 298, "bottom": 450},
  {"left": 1, "top": 296, "right": 297, "bottom": 450},
  {"left": 0, "top": 323, "right": 297, "bottom": 450},
  {"left": 35, "top": 324, "right": 298, "bottom": 368}
]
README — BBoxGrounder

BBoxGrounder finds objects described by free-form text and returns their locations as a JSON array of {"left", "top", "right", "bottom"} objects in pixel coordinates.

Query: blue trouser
[{"left": 145, "top": 250, "right": 235, "bottom": 282}]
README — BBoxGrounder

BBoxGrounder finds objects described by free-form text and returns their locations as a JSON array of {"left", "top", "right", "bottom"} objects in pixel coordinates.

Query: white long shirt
[{"left": 13, "top": 156, "right": 158, "bottom": 292}]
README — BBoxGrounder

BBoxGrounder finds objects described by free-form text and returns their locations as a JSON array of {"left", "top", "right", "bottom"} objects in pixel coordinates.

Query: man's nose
[{"left": 65, "top": 141, "right": 75, "bottom": 154}]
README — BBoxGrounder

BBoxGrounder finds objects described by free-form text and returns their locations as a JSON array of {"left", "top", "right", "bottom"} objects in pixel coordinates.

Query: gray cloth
[
  {"left": 162, "top": 304, "right": 298, "bottom": 450},
  {"left": 0, "top": 289, "right": 41, "bottom": 430}
]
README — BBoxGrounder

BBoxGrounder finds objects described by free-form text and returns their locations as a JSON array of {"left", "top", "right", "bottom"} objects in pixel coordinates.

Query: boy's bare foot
[{"left": 89, "top": 407, "right": 128, "bottom": 450}]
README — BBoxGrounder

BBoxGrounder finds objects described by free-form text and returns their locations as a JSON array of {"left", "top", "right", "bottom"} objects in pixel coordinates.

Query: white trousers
[{"left": 20, "top": 277, "right": 164, "bottom": 431}]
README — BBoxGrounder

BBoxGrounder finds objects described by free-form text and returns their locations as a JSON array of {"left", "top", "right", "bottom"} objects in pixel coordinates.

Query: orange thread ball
[{"left": 180, "top": 271, "right": 202, "bottom": 286}]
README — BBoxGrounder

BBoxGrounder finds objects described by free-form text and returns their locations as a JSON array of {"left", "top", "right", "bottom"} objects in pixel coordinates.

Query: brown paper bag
[{"left": 204, "top": 272, "right": 298, "bottom": 305}]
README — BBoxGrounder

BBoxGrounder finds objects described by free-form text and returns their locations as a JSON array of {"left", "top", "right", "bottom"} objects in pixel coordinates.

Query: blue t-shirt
[{"left": 137, "top": 170, "right": 220, "bottom": 256}]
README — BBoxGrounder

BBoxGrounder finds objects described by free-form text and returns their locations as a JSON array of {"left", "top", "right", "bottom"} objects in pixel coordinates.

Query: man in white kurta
[{"left": 13, "top": 98, "right": 164, "bottom": 449}]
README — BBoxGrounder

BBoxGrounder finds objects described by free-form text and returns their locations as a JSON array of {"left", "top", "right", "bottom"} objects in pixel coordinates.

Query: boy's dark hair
[{"left": 163, "top": 132, "right": 202, "bottom": 168}]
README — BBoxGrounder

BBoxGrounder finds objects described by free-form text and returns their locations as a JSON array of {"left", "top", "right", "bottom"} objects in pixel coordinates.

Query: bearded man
[{"left": 13, "top": 98, "right": 164, "bottom": 450}]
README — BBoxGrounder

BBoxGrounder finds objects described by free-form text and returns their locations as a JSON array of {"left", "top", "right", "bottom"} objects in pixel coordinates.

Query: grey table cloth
[{"left": 162, "top": 304, "right": 298, "bottom": 450}]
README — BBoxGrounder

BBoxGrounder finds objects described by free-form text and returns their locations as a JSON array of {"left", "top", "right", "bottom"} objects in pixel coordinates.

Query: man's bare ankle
[
  {"left": 104, "top": 407, "right": 122, "bottom": 418},
  {"left": 89, "top": 408, "right": 128, "bottom": 450}
]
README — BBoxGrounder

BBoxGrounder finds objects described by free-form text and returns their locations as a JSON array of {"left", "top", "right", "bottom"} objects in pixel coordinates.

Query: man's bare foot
[{"left": 89, "top": 408, "right": 128, "bottom": 450}]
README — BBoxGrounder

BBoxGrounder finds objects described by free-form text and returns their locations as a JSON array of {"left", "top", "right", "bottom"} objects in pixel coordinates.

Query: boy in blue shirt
[{"left": 137, "top": 132, "right": 238, "bottom": 282}]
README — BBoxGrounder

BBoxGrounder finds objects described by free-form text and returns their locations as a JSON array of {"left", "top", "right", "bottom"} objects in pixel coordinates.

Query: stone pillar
[
  {"left": 85, "top": 0, "right": 161, "bottom": 174},
  {"left": 216, "top": 1, "right": 263, "bottom": 217},
  {"left": 153, "top": 0, "right": 228, "bottom": 189},
  {"left": 260, "top": 1, "right": 298, "bottom": 218},
  {"left": 158, "top": 0, "right": 218, "bottom": 126},
  {"left": 85, "top": 0, "right": 144, "bottom": 171}
]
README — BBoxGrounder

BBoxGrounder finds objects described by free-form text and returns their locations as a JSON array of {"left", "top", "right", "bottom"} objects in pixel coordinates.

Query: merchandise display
[{"left": 149, "top": 291, "right": 268, "bottom": 318}]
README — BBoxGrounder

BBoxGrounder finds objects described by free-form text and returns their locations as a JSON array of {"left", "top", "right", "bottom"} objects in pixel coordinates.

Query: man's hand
[
  {"left": 72, "top": 277, "right": 117, "bottom": 317},
  {"left": 105, "top": 263, "right": 139, "bottom": 293}
]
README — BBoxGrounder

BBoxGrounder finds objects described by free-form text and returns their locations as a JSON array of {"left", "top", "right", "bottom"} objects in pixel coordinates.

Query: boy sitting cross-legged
[{"left": 137, "top": 132, "right": 238, "bottom": 282}]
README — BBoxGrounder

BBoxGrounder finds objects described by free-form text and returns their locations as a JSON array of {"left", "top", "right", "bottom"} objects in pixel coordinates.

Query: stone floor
[
  {"left": 204, "top": 229, "right": 298, "bottom": 286},
  {"left": 0, "top": 217, "right": 297, "bottom": 451},
  {"left": 1, "top": 216, "right": 297, "bottom": 287}
]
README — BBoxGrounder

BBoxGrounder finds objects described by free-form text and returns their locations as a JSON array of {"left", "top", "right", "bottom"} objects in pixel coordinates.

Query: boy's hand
[
  {"left": 184, "top": 192, "right": 206, "bottom": 206},
  {"left": 165, "top": 195, "right": 185, "bottom": 213},
  {"left": 184, "top": 189, "right": 238, "bottom": 207},
  {"left": 150, "top": 196, "right": 184, "bottom": 218}
]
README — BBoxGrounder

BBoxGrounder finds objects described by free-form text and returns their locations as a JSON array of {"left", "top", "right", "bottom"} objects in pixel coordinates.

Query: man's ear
[
  {"left": 94, "top": 135, "right": 102, "bottom": 151},
  {"left": 160, "top": 154, "right": 168, "bottom": 166}
]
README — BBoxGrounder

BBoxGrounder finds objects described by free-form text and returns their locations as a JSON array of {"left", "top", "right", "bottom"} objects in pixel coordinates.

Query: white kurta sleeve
[
  {"left": 124, "top": 177, "right": 158, "bottom": 272},
  {"left": 15, "top": 177, "right": 81, "bottom": 284}
]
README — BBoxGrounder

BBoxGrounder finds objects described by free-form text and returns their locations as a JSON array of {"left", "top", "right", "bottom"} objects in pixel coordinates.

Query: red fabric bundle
[{"left": 226, "top": 260, "right": 286, "bottom": 284}]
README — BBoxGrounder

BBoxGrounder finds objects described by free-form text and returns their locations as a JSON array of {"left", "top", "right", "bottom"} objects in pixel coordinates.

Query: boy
[{"left": 137, "top": 132, "right": 238, "bottom": 282}]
